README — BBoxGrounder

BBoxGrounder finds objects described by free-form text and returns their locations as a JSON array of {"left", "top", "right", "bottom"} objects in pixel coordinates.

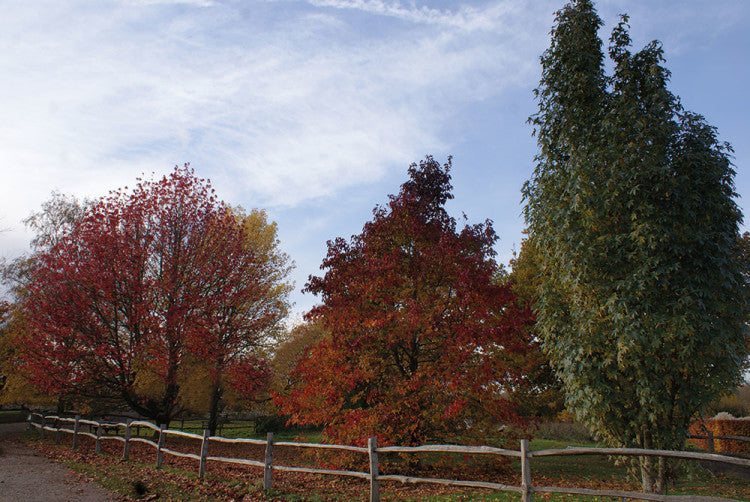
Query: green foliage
[
  {"left": 253, "top": 414, "right": 294, "bottom": 434},
  {"left": 523, "top": 0, "right": 748, "bottom": 492},
  {"left": 505, "top": 236, "right": 565, "bottom": 419}
]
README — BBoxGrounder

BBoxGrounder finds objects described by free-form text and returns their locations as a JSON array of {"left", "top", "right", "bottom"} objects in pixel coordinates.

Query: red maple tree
[
  {"left": 21, "top": 166, "right": 280, "bottom": 425},
  {"left": 278, "top": 157, "right": 533, "bottom": 446}
]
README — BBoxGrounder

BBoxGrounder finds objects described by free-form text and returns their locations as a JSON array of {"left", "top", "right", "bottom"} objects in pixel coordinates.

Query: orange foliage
[
  {"left": 689, "top": 417, "right": 750, "bottom": 454},
  {"left": 277, "top": 157, "right": 534, "bottom": 447}
]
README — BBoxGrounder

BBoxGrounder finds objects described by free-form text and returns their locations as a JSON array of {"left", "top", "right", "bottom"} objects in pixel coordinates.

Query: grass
[
  {"left": 167, "top": 419, "right": 322, "bottom": 442},
  {"left": 0, "top": 409, "right": 28, "bottom": 423},
  {"left": 523, "top": 438, "right": 630, "bottom": 481}
]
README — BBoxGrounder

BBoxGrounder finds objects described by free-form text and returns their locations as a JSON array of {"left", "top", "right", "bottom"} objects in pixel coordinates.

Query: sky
[{"left": 1, "top": 0, "right": 749, "bottom": 319}]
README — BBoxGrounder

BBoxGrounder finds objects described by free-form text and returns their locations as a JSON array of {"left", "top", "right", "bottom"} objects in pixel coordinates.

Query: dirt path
[{"left": 0, "top": 422, "right": 118, "bottom": 502}]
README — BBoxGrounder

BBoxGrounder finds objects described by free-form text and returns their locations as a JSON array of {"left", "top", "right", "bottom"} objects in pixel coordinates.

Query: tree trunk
[
  {"left": 640, "top": 432, "right": 654, "bottom": 493},
  {"left": 207, "top": 384, "right": 223, "bottom": 436},
  {"left": 56, "top": 395, "right": 66, "bottom": 415},
  {"left": 639, "top": 432, "right": 665, "bottom": 494},
  {"left": 640, "top": 455, "right": 655, "bottom": 493}
]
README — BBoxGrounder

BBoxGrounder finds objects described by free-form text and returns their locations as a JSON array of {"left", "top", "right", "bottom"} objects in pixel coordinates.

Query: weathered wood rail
[
  {"left": 28, "top": 413, "right": 747, "bottom": 502},
  {"left": 688, "top": 432, "right": 750, "bottom": 454}
]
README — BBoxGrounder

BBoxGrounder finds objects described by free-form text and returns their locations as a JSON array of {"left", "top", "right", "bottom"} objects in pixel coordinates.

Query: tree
[
  {"left": 190, "top": 207, "right": 292, "bottom": 434},
  {"left": 504, "top": 236, "right": 563, "bottom": 419},
  {"left": 0, "top": 192, "right": 88, "bottom": 412},
  {"left": 2, "top": 191, "right": 88, "bottom": 295},
  {"left": 523, "top": 0, "right": 749, "bottom": 492},
  {"left": 270, "top": 321, "right": 327, "bottom": 398},
  {"left": 279, "top": 157, "right": 532, "bottom": 447},
  {"left": 20, "top": 166, "right": 282, "bottom": 426},
  {"left": 0, "top": 302, "right": 57, "bottom": 408}
]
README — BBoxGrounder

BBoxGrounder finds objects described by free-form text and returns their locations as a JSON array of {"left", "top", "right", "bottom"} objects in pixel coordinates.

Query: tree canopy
[
  {"left": 279, "top": 156, "right": 533, "bottom": 447},
  {"left": 193, "top": 206, "right": 293, "bottom": 434},
  {"left": 523, "top": 0, "right": 748, "bottom": 492},
  {"left": 0, "top": 192, "right": 89, "bottom": 411},
  {"left": 19, "top": 166, "right": 286, "bottom": 425}
]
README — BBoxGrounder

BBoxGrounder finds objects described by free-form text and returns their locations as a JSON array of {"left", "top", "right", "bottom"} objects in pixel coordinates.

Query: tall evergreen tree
[{"left": 523, "top": 0, "right": 748, "bottom": 492}]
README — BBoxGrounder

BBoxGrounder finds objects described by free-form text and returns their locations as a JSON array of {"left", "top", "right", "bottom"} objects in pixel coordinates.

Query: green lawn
[{"left": 166, "top": 419, "right": 320, "bottom": 442}]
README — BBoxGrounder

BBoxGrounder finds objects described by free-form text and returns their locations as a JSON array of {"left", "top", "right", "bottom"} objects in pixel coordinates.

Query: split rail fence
[
  {"left": 688, "top": 431, "right": 750, "bottom": 454},
  {"left": 28, "top": 413, "right": 749, "bottom": 502}
]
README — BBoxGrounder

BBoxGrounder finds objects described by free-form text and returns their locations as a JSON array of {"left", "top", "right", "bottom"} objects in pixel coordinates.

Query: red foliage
[
  {"left": 20, "top": 166, "right": 273, "bottom": 423},
  {"left": 277, "top": 157, "right": 533, "bottom": 446},
  {"left": 225, "top": 356, "right": 271, "bottom": 397}
]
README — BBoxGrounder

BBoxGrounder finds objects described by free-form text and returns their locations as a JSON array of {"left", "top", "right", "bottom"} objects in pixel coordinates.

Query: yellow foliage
[
  {"left": 0, "top": 303, "right": 57, "bottom": 407},
  {"left": 271, "top": 321, "right": 327, "bottom": 396},
  {"left": 176, "top": 358, "right": 214, "bottom": 413},
  {"left": 131, "top": 357, "right": 167, "bottom": 401}
]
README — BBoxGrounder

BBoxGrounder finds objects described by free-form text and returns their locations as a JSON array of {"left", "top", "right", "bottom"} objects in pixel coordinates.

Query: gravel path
[{"left": 0, "top": 422, "right": 118, "bottom": 502}]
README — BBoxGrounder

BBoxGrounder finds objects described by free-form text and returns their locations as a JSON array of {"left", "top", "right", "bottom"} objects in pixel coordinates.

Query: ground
[{"left": 0, "top": 422, "right": 116, "bottom": 501}]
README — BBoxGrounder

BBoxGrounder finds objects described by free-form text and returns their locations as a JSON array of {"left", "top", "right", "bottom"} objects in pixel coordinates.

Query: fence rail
[
  {"left": 27, "top": 413, "right": 747, "bottom": 502},
  {"left": 688, "top": 432, "right": 750, "bottom": 454}
]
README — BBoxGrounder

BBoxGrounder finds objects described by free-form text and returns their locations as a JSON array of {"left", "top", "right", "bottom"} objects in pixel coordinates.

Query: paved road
[{"left": 0, "top": 422, "right": 117, "bottom": 502}]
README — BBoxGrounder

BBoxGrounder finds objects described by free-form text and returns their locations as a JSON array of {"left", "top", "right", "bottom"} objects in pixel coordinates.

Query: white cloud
[
  {"left": 305, "top": 0, "right": 520, "bottom": 31},
  {"left": 1, "top": 0, "right": 748, "bottom": 317},
  {"left": 0, "top": 0, "right": 547, "bottom": 228},
  {"left": 3, "top": 0, "right": 744, "bottom": 276}
]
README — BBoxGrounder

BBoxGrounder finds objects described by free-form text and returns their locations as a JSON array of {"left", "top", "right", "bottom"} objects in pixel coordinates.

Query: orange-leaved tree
[{"left": 278, "top": 157, "right": 533, "bottom": 447}]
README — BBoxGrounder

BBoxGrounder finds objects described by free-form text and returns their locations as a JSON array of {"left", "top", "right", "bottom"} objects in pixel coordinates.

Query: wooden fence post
[
  {"left": 263, "top": 432, "right": 274, "bottom": 490},
  {"left": 521, "top": 438, "right": 532, "bottom": 502},
  {"left": 156, "top": 424, "right": 166, "bottom": 468},
  {"left": 368, "top": 437, "right": 379, "bottom": 502},
  {"left": 708, "top": 430, "right": 715, "bottom": 453},
  {"left": 55, "top": 419, "right": 62, "bottom": 444},
  {"left": 95, "top": 422, "right": 102, "bottom": 453},
  {"left": 39, "top": 415, "right": 45, "bottom": 439},
  {"left": 73, "top": 415, "right": 80, "bottom": 450},
  {"left": 123, "top": 419, "right": 132, "bottom": 460},
  {"left": 199, "top": 429, "right": 210, "bottom": 478}
]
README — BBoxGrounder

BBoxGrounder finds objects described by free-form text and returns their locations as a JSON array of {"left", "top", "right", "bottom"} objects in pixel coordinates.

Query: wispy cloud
[
  {"left": 306, "top": 0, "right": 520, "bottom": 31},
  {"left": 3, "top": 0, "right": 745, "bottom": 275},
  {"left": 0, "top": 0, "right": 549, "bottom": 235}
]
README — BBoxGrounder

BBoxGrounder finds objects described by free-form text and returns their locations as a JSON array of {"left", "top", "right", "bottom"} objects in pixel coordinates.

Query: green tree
[
  {"left": 504, "top": 236, "right": 564, "bottom": 419},
  {"left": 523, "top": 0, "right": 748, "bottom": 492}
]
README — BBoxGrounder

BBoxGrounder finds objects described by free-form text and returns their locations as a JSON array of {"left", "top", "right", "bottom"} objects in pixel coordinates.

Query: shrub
[
  {"left": 689, "top": 416, "right": 750, "bottom": 454},
  {"left": 254, "top": 414, "right": 293, "bottom": 434}
]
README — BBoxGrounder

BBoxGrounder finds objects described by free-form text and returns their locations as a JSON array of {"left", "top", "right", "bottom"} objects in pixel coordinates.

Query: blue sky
[{"left": 1, "top": 0, "right": 749, "bottom": 319}]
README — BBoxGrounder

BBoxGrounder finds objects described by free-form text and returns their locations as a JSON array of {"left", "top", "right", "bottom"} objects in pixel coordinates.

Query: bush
[
  {"left": 711, "top": 384, "right": 750, "bottom": 417},
  {"left": 689, "top": 416, "right": 750, "bottom": 454},
  {"left": 254, "top": 414, "right": 293, "bottom": 434}
]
